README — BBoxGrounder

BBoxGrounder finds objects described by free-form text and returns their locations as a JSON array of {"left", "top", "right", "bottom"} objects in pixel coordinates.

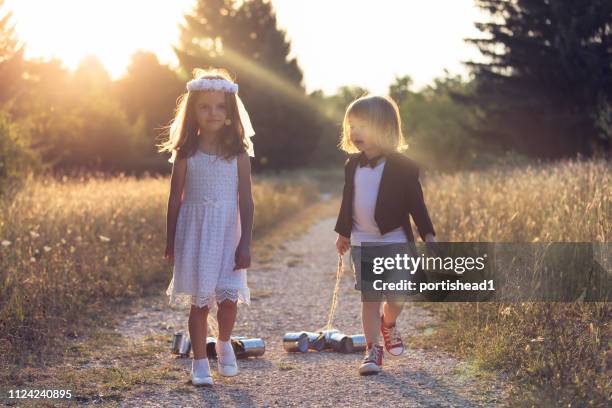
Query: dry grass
[
  {"left": 1, "top": 158, "right": 609, "bottom": 406},
  {"left": 1, "top": 319, "right": 181, "bottom": 407},
  {"left": 0, "top": 172, "right": 319, "bottom": 367},
  {"left": 417, "top": 159, "right": 611, "bottom": 407},
  {"left": 0, "top": 180, "right": 339, "bottom": 407},
  {"left": 424, "top": 159, "right": 609, "bottom": 242}
]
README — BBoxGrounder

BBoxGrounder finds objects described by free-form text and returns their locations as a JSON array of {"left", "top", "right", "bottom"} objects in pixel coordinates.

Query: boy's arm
[
  {"left": 334, "top": 158, "right": 352, "bottom": 238},
  {"left": 407, "top": 166, "right": 436, "bottom": 242}
]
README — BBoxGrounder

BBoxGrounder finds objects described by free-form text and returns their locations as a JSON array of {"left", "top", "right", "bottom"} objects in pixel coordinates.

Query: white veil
[{"left": 235, "top": 94, "right": 255, "bottom": 157}]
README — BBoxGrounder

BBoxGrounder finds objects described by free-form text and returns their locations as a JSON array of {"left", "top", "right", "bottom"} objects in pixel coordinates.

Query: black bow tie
[{"left": 358, "top": 154, "right": 384, "bottom": 168}]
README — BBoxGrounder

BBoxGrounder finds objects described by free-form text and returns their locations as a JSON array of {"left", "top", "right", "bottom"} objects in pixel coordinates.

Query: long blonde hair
[
  {"left": 339, "top": 95, "right": 407, "bottom": 154},
  {"left": 158, "top": 67, "right": 249, "bottom": 162}
]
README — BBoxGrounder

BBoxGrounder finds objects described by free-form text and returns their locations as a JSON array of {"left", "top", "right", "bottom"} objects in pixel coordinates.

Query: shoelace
[
  {"left": 383, "top": 325, "right": 402, "bottom": 345},
  {"left": 364, "top": 346, "right": 382, "bottom": 363}
]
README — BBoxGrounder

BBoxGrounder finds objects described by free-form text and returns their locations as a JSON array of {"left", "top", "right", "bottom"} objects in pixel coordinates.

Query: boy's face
[
  {"left": 348, "top": 115, "right": 377, "bottom": 153},
  {"left": 194, "top": 91, "right": 227, "bottom": 134}
]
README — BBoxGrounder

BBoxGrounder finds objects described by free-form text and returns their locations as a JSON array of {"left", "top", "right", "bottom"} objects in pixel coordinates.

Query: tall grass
[
  {"left": 421, "top": 159, "right": 611, "bottom": 406},
  {"left": 0, "top": 172, "right": 317, "bottom": 366}
]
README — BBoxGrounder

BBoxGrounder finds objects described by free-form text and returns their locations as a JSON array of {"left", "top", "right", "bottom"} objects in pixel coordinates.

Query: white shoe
[
  {"left": 215, "top": 340, "right": 239, "bottom": 377},
  {"left": 358, "top": 344, "right": 383, "bottom": 376},
  {"left": 191, "top": 371, "right": 214, "bottom": 386},
  {"left": 191, "top": 358, "right": 214, "bottom": 386},
  {"left": 218, "top": 360, "right": 239, "bottom": 377}
]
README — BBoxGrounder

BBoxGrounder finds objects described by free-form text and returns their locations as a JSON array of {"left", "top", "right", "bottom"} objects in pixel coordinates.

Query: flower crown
[
  {"left": 186, "top": 78, "right": 239, "bottom": 93},
  {"left": 174, "top": 76, "right": 255, "bottom": 161}
]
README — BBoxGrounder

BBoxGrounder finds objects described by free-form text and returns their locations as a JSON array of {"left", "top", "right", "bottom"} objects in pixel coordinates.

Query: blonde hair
[
  {"left": 157, "top": 67, "right": 249, "bottom": 163},
  {"left": 339, "top": 94, "right": 406, "bottom": 154}
]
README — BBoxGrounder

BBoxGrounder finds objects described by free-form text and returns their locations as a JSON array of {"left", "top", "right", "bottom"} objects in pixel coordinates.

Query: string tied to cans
[
  {"left": 171, "top": 253, "right": 365, "bottom": 358},
  {"left": 283, "top": 254, "right": 367, "bottom": 354}
]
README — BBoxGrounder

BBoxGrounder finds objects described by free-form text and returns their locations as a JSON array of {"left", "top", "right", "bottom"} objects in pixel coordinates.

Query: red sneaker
[
  {"left": 380, "top": 315, "right": 404, "bottom": 358},
  {"left": 358, "top": 344, "right": 383, "bottom": 375}
]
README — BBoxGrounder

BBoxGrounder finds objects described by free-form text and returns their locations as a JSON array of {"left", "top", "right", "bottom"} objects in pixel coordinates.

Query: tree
[
  {"left": 462, "top": 0, "right": 612, "bottom": 158},
  {"left": 399, "top": 75, "right": 500, "bottom": 171},
  {"left": 114, "top": 51, "right": 184, "bottom": 169},
  {"left": 389, "top": 75, "right": 414, "bottom": 107},
  {"left": 0, "top": 0, "right": 25, "bottom": 108},
  {"left": 115, "top": 52, "right": 183, "bottom": 129},
  {"left": 173, "top": 0, "right": 322, "bottom": 170},
  {"left": 307, "top": 86, "right": 369, "bottom": 166},
  {"left": 11, "top": 56, "right": 149, "bottom": 173},
  {"left": 72, "top": 55, "right": 112, "bottom": 99}
]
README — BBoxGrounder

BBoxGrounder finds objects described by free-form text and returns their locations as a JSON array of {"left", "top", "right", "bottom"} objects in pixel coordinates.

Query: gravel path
[{"left": 120, "top": 217, "right": 509, "bottom": 407}]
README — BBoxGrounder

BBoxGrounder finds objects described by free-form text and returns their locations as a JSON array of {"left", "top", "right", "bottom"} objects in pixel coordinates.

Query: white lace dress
[{"left": 166, "top": 150, "right": 250, "bottom": 309}]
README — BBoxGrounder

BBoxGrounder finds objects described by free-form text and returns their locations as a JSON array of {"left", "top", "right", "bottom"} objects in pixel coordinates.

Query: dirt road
[{"left": 120, "top": 217, "right": 509, "bottom": 407}]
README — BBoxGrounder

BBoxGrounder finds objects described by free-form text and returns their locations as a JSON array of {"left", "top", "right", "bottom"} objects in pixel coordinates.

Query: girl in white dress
[{"left": 158, "top": 68, "right": 255, "bottom": 386}]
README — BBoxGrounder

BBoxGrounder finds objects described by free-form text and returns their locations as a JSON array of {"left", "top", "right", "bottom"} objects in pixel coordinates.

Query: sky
[{"left": 5, "top": 0, "right": 487, "bottom": 95}]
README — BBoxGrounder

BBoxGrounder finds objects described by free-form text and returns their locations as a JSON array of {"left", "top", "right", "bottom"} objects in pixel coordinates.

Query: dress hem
[{"left": 166, "top": 286, "right": 251, "bottom": 310}]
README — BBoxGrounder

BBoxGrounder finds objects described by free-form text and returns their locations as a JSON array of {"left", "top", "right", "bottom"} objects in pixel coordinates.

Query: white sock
[
  {"left": 216, "top": 340, "right": 236, "bottom": 364},
  {"left": 192, "top": 358, "right": 211, "bottom": 377}
]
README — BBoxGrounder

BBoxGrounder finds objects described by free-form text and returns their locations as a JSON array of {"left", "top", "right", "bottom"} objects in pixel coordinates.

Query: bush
[{"left": 0, "top": 111, "right": 39, "bottom": 194}]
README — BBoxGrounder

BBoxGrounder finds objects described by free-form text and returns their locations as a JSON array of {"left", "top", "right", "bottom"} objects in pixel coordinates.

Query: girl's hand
[
  {"left": 164, "top": 244, "right": 174, "bottom": 265},
  {"left": 336, "top": 234, "right": 350, "bottom": 255},
  {"left": 234, "top": 242, "right": 251, "bottom": 270}
]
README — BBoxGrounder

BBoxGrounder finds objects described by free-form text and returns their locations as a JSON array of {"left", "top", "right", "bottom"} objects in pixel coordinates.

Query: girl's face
[
  {"left": 348, "top": 115, "right": 379, "bottom": 154},
  {"left": 194, "top": 91, "right": 227, "bottom": 134}
]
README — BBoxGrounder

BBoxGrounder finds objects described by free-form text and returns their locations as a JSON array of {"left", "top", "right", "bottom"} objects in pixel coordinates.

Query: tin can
[
  {"left": 171, "top": 331, "right": 184, "bottom": 354},
  {"left": 233, "top": 337, "right": 266, "bottom": 358},
  {"left": 206, "top": 336, "right": 217, "bottom": 359},
  {"left": 282, "top": 332, "right": 309, "bottom": 353},
  {"left": 178, "top": 336, "right": 191, "bottom": 357},
  {"left": 329, "top": 332, "right": 354, "bottom": 353},
  {"left": 304, "top": 331, "right": 326, "bottom": 351},
  {"left": 231, "top": 335, "right": 248, "bottom": 340},
  {"left": 349, "top": 334, "right": 367, "bottom": 352},
  {"left": 322, "top": 329, "right": 341, "bottom": 350}
]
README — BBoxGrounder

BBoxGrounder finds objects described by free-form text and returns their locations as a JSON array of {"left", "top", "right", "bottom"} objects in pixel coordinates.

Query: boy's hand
[
  {"left": 424, "top": 234, "right": 442, "bottom": 257},
  {"left": 336, "top": 234, "right": 350, "bottom": 255}
]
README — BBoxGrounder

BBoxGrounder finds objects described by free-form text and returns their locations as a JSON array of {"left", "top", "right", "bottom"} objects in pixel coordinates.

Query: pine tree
[
  {"left": 173, "top": 0, "right": 321, "bottom": 169},
  {"left": 462, "top": 0, "right": 612, "bottom": 157},
  {"left": 0, "top": 0, "right": 25, "bottom": 108}
]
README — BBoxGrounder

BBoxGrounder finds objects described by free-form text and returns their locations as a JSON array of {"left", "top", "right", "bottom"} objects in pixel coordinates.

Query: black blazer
[{"left": 334, "top": 151, "right": 436, "bottom": 242}]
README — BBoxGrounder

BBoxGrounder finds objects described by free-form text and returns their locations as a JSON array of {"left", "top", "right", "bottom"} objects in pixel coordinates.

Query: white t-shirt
[{"left": 351, "top": 158, "right": 408, "bottom": 246}]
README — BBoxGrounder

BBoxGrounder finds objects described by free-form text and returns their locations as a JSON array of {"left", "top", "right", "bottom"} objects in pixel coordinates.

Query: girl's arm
[
  {"left": 235, "top": 152, "right": 254, "bottom": 270},
  {"left": 164, "top": 158, "right": 187, "bottom": 261}
]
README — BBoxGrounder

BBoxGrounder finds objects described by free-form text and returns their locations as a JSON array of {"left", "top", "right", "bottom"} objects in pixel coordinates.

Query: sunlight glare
[{"left": 5, "top": 0, "right": 194, "bottom": 78}]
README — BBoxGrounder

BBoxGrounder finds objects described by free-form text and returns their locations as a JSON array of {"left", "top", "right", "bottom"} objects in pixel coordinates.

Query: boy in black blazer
[{"left": 334, "top": 95, "right": 437, "bottom": 375}]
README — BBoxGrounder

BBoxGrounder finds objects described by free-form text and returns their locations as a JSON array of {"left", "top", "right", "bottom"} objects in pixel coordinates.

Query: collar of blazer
[
  {"left": 348, "top": 151, "right": 412, "bottom": 179},
  {"left": 335, "top": 150, "right": 425, "bottom": 240},
  {"left": 347, "top": 150, "right": 414, "bottom": 212}
]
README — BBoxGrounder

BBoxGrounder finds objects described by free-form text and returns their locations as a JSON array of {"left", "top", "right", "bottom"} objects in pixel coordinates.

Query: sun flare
[
  {"left": 5, "top": 0, "right": 484, "bottom": 93},
  {"left": 5, "top": 0, "right": 193, "bottom": 78}
]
